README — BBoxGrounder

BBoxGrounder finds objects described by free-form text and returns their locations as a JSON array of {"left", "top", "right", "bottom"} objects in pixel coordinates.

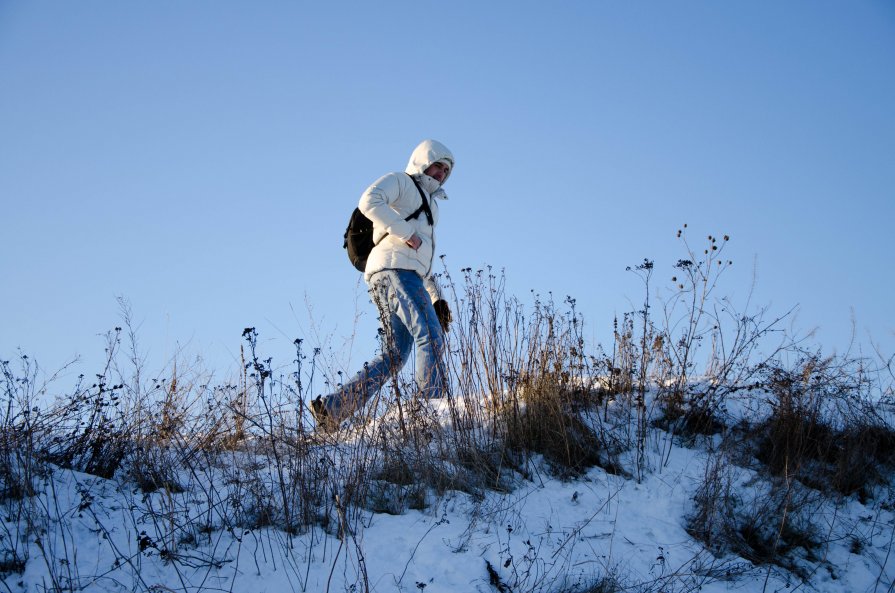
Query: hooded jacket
[{"left": 360, "top": 139, "right": 454, "bottom": 302}]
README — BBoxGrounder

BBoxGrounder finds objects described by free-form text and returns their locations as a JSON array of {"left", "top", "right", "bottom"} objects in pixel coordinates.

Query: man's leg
[
  {"left": 314, "top": 271, "right": 412, "bottom": 424},
  {"left": 389, "top": 270, "right": 447, "bottom": 399}
]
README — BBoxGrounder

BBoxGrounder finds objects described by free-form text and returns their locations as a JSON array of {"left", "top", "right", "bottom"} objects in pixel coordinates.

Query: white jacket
[{"left": 361, "top": 139, "right": 454, "bottom": 302}]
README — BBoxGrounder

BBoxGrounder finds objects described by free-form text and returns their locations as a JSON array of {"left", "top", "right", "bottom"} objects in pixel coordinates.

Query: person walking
[{"left": 311, "top": 139, "right": 454, "bottom": 430}]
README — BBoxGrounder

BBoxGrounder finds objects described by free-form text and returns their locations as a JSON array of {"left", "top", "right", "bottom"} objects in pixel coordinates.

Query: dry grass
[{"left": 2, "top": 232, "right": 894, "bottom": 592}]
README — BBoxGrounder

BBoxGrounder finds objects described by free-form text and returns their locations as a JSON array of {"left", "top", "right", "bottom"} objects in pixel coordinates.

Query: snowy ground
[{"left": 3, "top": 396, "right": 894, "bottom": 593}]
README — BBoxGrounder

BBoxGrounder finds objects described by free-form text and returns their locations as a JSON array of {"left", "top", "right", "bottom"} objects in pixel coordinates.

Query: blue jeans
[{"left": 320, "top": 269, "right": 446, "bottom": 422}]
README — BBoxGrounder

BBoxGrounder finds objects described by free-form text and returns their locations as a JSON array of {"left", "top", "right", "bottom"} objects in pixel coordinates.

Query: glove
[{"left": 433, "top": 299, "right": 452, "bottom": 333}]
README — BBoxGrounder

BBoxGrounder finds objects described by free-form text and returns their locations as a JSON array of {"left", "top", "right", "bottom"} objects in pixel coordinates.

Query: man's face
[{"left": 424, "top": 161, "right": 451, "bottom": 183}]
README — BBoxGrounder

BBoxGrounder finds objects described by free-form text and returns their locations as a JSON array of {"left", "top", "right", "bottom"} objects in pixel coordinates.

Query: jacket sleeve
[{"left": 359, "top": 173, "right": 415, "bottom": 242}]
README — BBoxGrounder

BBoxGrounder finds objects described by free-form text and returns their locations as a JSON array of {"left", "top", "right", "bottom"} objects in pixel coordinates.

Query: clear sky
[{"left": 2, "top": 1, "right": 893, "bottom": 384}]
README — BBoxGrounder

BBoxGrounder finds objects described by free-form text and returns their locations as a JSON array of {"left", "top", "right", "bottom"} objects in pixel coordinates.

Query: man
[{"left": 311, "top": 139, "right": 454, "bottom": 430}]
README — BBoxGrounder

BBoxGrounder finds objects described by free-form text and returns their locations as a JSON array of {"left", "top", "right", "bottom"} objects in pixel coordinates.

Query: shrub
[{"left": 754, "top": 353, "right": 895, "bottom": 497}]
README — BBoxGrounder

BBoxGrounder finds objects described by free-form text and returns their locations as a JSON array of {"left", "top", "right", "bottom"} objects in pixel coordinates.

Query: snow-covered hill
[{"left": 3, "top": 389, "right": 893, "bottom": 593}]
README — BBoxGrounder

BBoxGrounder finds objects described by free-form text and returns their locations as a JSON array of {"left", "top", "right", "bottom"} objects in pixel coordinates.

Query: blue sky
[{"left": 2, "top": 1, "right": 893, "bottom": 384}]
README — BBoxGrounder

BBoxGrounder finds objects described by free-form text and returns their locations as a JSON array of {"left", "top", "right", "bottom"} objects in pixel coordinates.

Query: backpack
[{"left": 343, "top": 174, "right": 433, "bottom": 272}]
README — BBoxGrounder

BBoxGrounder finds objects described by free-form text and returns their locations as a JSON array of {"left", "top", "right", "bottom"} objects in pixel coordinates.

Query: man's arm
[{"left": 359, "top": 173, "right": 415, "bottom": 243}]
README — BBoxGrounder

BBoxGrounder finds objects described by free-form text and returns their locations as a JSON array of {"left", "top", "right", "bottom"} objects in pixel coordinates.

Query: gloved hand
[{"left": 433, "top": 299, "right": 452, "bottom": 333}]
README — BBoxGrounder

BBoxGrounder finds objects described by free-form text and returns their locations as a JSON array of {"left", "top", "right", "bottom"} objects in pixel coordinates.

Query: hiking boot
[{"left": 310, "top": 396, "right": 338, "bottom": 432}]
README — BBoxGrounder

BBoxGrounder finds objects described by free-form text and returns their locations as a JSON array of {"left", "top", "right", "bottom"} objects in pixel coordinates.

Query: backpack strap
[{"left": 406, "top": 174, "right": 434, "bottom": 226}]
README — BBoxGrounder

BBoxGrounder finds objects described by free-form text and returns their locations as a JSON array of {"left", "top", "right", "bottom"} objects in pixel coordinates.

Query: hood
[{"left": 404, "top": 139, "right": 454, "bottom": 185}]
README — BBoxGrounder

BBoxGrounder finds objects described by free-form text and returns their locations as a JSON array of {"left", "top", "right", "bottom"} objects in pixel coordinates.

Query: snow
[{"left": 3, "top": 393, "right": 894, "bottom": 593}]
